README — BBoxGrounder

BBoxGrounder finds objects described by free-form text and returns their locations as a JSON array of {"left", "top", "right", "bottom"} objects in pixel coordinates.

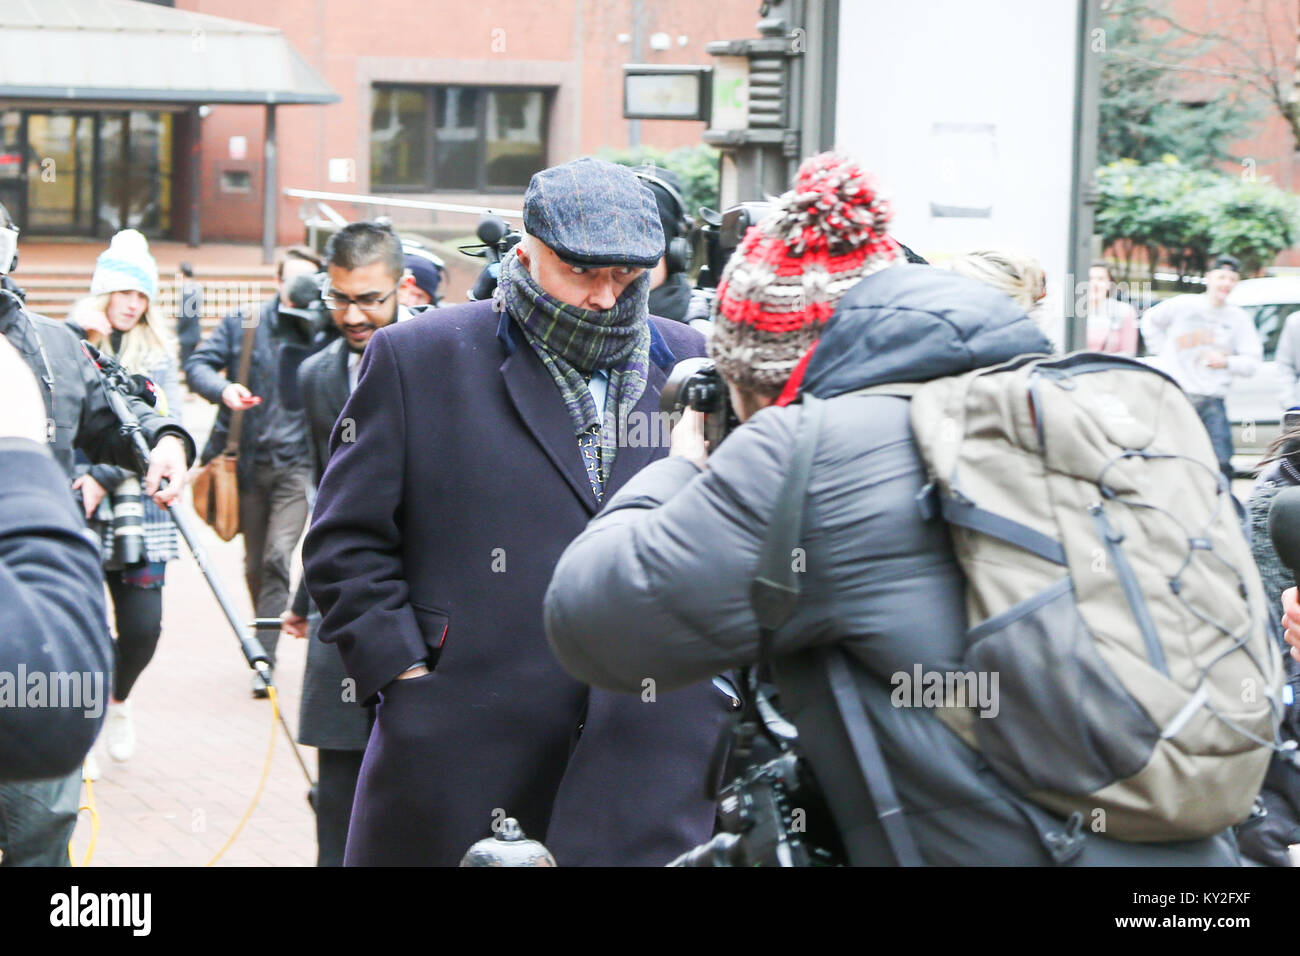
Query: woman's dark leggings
[{"left": 105, "top": 570, "right": 164, "bottom": 701}]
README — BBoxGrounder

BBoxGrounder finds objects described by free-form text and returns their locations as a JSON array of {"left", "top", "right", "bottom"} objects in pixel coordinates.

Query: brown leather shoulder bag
[{"left": 192, "top": 314, "right": 258, "bottom": 541}]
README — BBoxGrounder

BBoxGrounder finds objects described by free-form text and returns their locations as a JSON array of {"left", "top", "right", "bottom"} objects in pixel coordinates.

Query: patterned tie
[{"left": 578, "top": 421, "right": 603, "bottom": 501}]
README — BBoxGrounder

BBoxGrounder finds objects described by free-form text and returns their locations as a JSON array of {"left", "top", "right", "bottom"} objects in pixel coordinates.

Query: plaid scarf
[{"left": 497, "top": 251, "right": 651, "bottom": 489}]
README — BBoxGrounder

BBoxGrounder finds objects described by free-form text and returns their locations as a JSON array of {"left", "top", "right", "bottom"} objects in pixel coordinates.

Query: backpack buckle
[
  {"left": 915, "top": 482, "right": 938, "bottom": 521},
  {"left": 1238, "top": 798, "right": 1269, "bottom": 830},
  {"left": 1043, "top": 811, "right": 1087, "bottom": 864}
]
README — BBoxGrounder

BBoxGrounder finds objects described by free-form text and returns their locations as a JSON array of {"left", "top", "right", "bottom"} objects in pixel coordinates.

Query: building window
[
  {"left": 371, "top": 84, "right": 549, "bottom": 192},
  {"left": 220, "top": 169, "right": 252, "bottom": 193}
]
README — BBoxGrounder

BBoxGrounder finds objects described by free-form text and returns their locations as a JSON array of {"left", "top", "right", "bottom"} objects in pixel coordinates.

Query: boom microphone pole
[{"left": 79, "top": 341, "right": 315, "bottom": 787}]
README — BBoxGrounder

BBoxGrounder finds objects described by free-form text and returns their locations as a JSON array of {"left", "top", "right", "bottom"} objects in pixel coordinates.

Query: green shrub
[
  {"left": 1096, "top": 157, "right": 1300, "bottom": 281},
  {"left": 599, "top": 145, "right": 721, "bottom": 221}
]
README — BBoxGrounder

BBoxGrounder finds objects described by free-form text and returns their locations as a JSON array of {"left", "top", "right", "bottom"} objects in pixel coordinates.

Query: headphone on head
[
  {"left": 401, "top": 241, "right": 447, "bottom": 306},
  {"left": 633, "top": 167, "right": 693, "bottom": 276}
]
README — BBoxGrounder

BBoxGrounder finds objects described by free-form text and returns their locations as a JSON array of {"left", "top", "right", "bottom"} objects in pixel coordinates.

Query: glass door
[
  {"left": 24, "top": 112, "right": 95, "bottom": 234},
  {"left": 97, "top": 110, "right": 172, "bottom": 236},
  {"left": 0, "top": 111, "right": 24, "bottom": 227}
]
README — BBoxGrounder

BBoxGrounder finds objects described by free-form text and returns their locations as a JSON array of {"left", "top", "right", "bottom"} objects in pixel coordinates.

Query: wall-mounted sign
[
  {"left": 623, "top": 65, "right": 713, "bottom": 121},
  {"left": 328, "top": 158, "right": 356, "bottom": 184}
]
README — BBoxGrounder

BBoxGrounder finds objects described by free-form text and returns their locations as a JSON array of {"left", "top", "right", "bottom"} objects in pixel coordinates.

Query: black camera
[
  {"left": 280, "top": 272, "right": 329, "bottom": 338},
  {"left": 73, "top": 472, "right": 146, "bottom": 566},
  {"left": 659, "top": 356, "right": 738, "bottom": 449},
  {"left": 694, "top": 201, "right": 774, "bottom": 290},
  {"left": 106, "top": 477, "right": 146, "bottom": 566},
  {"left": 669, "top": 750, "right": 843, "bottom": 867},
  {"left": 462, "top": 215, "right": 524, "bottom": 301}
]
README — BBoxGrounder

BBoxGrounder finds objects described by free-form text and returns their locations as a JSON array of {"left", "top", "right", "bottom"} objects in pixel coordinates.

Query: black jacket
[
  {"left": 0, "top": 288, "right": 195, "bottom": 783},
  {"left": 177, "top": 280, "right": 203, "bottom": 369},
  {"left": 0, "top": 441, "right": 111, "bottom": 782},
  {"left": 0, "top": 292, "right": 195, "bottom": 480},
  {"left": 1242, "top": 463, "right": 1300, "bottom": 865},
  {"left": 184, "top": 295, "right": 314, "bottom": 480},
  {"left": 648, "top": 272, "right": 693, "bottom": 322},
  {"left": 545, "top": 264, "right": 1241, "bottom": 865}
]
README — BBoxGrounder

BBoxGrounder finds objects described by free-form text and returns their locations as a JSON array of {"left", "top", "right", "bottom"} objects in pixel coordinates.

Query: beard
[{"left": 337, "top": 305, "right": 397, "bottom": 352}]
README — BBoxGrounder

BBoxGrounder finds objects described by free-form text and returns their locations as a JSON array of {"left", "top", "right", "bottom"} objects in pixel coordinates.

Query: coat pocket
[
  {"left": 410, "top": 603, "right": 450, "bottom": 670},
  {"left": 963, "top": 578, "right": 1160, "bottom": 797}
]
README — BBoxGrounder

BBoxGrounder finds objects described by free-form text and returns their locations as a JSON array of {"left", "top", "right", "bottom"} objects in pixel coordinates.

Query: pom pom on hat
[
  {"left": 91, "top": 229, "right": 159, "bottom": 302},
  {"left": 709, "top": 152, "right": 901, "bottom": 395},
  {"left": 764, "top": 151, "right": 896, "bottom": 257}
]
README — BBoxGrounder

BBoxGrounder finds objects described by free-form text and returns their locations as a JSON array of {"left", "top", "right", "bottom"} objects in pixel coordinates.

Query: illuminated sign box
[{"left": 623, "top": 65, "right": 713, "bottom": 121}]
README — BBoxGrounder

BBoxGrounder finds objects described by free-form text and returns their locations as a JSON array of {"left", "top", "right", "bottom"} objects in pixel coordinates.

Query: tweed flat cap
[{"left": 523, "top": 158, "right": 666, "bottom": 268}]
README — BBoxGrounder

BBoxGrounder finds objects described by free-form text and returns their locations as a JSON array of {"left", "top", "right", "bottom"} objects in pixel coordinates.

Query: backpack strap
[
  {"left": 750, "top": 393, "right": 924, "bottom": 867},
  {"left": 731, "top": 394, "right": 829, "bottom": 777},
  {"left": 819, "top": 644, "right": 924, "bottom": 866},
  {"left": 750, "top": 395, "right": 826, "bottom": 632}
]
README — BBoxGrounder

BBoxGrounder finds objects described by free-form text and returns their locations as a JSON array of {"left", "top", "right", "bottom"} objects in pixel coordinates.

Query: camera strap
[{"left": 749, "top": 393, "right": 923, "bottom": 867}]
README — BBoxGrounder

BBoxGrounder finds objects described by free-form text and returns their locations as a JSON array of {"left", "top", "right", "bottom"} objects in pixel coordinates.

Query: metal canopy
[{"left": 0, "top": 0, "right": 338, "bottom": 104}]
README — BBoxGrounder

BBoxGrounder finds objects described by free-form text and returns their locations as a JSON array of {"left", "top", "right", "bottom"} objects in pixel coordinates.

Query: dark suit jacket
[
  {"left": 295, "top": 339, "right": 370, "bottom": 751},
  {"left": 303, "top": 299, "right": 731, "bottom": 866},
  {"left": 298, "top": 338, "right": 352, "bottom": 484}
]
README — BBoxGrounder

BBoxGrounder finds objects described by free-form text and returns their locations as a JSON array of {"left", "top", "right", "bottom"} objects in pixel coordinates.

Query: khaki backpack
[{"left": 896, "top": 352, "right": 1283, "bottom": 841}]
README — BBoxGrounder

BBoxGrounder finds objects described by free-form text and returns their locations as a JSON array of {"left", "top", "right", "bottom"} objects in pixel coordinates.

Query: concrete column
[
  {"left": 262, "top": 103, "right": 278, "bottom": 265},
  {"left": 187, "top": 106, "right": 201, "bottom": 247}
]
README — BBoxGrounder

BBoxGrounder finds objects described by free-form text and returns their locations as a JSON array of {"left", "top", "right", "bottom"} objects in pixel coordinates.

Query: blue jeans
[
  {"left": 1190, "top": 394, "right": 1234, "bottom": 481},
  {"left": 0, "top": 771, "right": 81, "bottom": 866}
]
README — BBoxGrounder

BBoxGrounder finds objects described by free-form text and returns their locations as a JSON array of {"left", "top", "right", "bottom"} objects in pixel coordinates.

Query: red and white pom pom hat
[{"left": 709, "top": 151, "right": 902, "bottom": 396}]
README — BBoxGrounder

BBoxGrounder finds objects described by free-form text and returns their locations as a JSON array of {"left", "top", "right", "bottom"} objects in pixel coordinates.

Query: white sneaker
[
  {"left": 82, "top": 750, "right": 100, "bottom": 781},
  {"left": 105, "top": 700, "right": 136, "bottom": 762}
]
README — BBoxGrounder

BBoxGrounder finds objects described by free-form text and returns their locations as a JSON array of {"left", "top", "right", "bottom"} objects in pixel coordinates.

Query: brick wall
[{"left": 178, "top": 0, "right": 758, "bottom": 244}]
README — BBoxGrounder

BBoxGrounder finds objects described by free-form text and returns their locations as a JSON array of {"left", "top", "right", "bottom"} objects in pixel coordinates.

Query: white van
[{"left": 1224, "top": 276, "right": 1300, "bottom": 464}]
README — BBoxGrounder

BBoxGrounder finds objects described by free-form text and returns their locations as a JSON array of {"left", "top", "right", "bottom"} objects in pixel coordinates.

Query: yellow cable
[
  {"left": 205, "top": 682, "right": 278, "bottom": 866},
  {"left": 65, "top": 681, "right": 279, "bottom": 868},
  {"left": 68, "top": 764, "right": 100, "bottom": 867}
]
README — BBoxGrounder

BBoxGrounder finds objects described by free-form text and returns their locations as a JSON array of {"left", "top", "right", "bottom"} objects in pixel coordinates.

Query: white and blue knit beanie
[{"left": 91, "top": 229, "right": 158, "bottom": 302}]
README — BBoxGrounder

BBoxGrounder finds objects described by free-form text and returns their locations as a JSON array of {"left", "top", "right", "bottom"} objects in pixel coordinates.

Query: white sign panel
[
  {"left": 711, "top": 56, "right": 750, "bottom": 132},
  {"left": 228, "top": 135, "right": 247, "bottom": 161},
  {"left": 328, "top": 158, "right": 356, "bottom": 184},
  {"left": 836, "top": 0, "right": 1081, "bottom": 346}
]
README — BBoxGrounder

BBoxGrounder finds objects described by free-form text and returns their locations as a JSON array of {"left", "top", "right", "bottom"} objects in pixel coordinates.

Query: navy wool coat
[{"left": 302, "top": 298, "right": 731, "bottom": 866}]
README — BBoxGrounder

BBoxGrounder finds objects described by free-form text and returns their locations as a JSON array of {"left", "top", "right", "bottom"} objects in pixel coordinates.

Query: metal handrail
[
  {"left": 283, "top": 187, "right": 522, "bottom": 219},
  {"left": 315, "top": 201, "right": 349, "bottom": 227}
]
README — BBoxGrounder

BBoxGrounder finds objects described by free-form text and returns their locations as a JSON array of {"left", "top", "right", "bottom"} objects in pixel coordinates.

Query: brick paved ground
[{"left": 71, "top": 393, "right": 319, "bottom": 868}]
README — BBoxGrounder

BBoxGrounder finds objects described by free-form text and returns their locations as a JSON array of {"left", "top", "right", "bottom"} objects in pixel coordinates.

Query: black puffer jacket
[
  {"left": 544, "top": 264, "right": 1241, "bottom": 865},
  {"left": 184, "top": 296, "right": 314, "bottom": 480},
  {"left": 1242, "top": 462, "right": 1300, "bottom": 865},
  {"left": 0, "top": 288, "right": 195, "bottom": 479}
]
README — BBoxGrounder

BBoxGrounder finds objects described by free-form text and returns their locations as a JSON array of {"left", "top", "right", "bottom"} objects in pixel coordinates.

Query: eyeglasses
[{"left": 322, "top": 283, "right": 400, "bottom": 313}]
